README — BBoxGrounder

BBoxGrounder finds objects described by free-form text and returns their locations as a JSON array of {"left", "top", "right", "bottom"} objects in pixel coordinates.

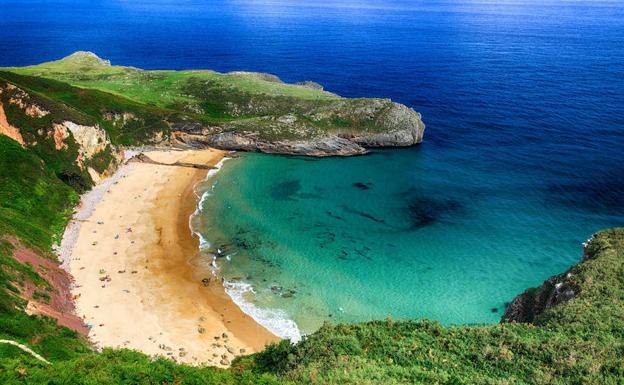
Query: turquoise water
[{"left": 193, "top": 145, "right": 621, "bottom": 338}]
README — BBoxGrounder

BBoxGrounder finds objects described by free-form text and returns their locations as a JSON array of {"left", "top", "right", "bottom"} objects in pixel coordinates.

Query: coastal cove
[
  {"left": 193, "top": 144, "right": 624, "bottom": 336},
  {"left": 0, "top": 0, "right": 624, "bottom": 383}
]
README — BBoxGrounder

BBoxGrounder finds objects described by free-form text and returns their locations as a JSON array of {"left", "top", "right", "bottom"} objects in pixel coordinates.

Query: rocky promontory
[
  {"left": 3, "top": 52, "right": 425, "bottom": 157},
  {"left": 170, "top": 99, "right": 424, "bottom": 156},
  {"left": 501, "top": 231, "right": 618, "bottom": 325}
]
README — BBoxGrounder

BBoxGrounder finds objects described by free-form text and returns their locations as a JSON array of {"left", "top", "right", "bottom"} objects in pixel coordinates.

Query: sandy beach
[{"left": 61, "top": 148, "right": 279, "bottom": 366}]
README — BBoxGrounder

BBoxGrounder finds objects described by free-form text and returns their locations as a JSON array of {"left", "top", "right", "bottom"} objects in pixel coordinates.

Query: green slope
[
  {"left": 0, "top": 71, "right": 173, "bottom": 146},
  {"left": 0, "top": 135, "right": 77, "bottom": 252}
]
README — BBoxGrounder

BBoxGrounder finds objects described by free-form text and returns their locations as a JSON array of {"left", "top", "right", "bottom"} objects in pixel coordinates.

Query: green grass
[
  {"left": 0, "top": 135, "right": 77, "bottom": 253},
  {"left": 7, "top": 51, "right": 338, "bottom": 106},
  {"left": 0, "top": 348, "right": 283, "bottom": 385}
]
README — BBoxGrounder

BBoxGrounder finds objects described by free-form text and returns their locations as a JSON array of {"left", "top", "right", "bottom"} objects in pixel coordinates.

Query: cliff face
[
  {"left": 0, "top": 79, "right": 123, "bottom": 190},
  {"left": 501, "top": 270, "right": 578, "bottom": 323},
  {"left": 171, "top": 100, "right": 424, "bottom": 156},
  {"left": 174, "top": 130, "right": 368, "bottom": 156},
  {"left": 501, "top": 230, "right": 624, "bottom": 326},
  {"left": 4, "top": 237, "right": 88, "bottom": 335}
]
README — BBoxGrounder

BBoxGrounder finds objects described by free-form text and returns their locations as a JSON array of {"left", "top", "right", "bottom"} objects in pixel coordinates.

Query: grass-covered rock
[{"left": 3, "top": 52, "right": 425, "bottom": 156}]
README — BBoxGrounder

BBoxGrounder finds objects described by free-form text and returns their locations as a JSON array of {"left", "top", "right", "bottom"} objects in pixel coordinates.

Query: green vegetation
[
  {"left": 0, "top": 135, "right": 77, "bottom": 252},
  {"left": 7, "top": 52, "right": 339, "bottom": 107},
  {"left": 0, "top": 71, "right": 172, "bottom": 146},
  {"left": 0, "top": 54, "right": 621, "bottom": 383},
  {"left": 2, "top": 52, "right": 415, "bottom": 143}
]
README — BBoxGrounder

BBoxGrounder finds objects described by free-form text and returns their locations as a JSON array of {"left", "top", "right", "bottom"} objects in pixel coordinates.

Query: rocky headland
[{"left": 2, "top": 51, "right": 425, "bottom": 157}]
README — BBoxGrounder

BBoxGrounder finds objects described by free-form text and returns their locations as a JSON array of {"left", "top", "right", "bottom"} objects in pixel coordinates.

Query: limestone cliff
[
  {"left": 171, "top": 99, "right": 424, "bottom": 156},
  {"left": 501, "top": 272, "right": 578, "bottom": 324},
  {"left": 0, "top": 80, "right": 123, "bottom": 189}
]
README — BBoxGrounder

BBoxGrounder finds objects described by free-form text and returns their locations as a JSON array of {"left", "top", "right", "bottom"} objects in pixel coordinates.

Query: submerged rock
[{"left": 353, "top": 182, "right": 372, "bottom": 190}]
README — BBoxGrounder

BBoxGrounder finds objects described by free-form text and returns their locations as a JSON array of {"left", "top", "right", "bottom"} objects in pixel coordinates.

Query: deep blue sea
[{"left": 2, "top": 0, "right": 623, "bottom": 339}]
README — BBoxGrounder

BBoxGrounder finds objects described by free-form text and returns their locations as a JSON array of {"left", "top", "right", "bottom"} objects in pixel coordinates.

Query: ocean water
[{"left": 2, "top": 0, "right": 623, "bottom": 338}]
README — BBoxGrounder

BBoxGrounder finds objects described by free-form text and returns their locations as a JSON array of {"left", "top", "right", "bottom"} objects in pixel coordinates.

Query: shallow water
[
  {"left": 194, "top": 141, "right": 623, "bottom": 336},
  {"left": 2, "top": 0, "right": 623, "bottom": 337}
]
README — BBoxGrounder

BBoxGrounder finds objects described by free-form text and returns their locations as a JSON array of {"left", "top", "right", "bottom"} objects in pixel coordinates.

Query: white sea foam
[
  {"left": 206, "top": 156, "right": 229, "bottom": 178},
  {"left": 189, "top": 156, "right": 231, "bottom": 249},
  {"left": 197, "top": 233, "right": 210, "bottom": 250},
  {"left": 187, "top": 155, "right": 303, "bottom": 342},
  {"left": 224, "top": 281, "right": 303, "bottom": 343}
]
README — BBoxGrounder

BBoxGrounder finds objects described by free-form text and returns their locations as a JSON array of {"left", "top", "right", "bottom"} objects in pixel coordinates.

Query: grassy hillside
[
  {"left": 8, "top": 51, "right": 338, "bottom": 107},
  {"left": 0, "top": 71, "right": 173, "bottom": 147},
  {"left": 0, "top": 135, "right": 77, "bottom": 252}
]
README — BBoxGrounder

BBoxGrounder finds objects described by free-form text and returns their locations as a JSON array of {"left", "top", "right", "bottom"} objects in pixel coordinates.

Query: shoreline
[
  {"left": 189, "top": 159, "right": 304, "bottom": 343},
  {"left": 60, "top": 148, "right": 279, "bottom": 366}
]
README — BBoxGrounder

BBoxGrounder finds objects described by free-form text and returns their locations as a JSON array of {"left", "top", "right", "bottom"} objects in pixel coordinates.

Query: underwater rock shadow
[
  {"left": 271, "top": 179, "right": 302, "bottom": 201},
  {"left": 353, "top": 182, "right": 373, "bottom": 191},
  {"left": 341, "top": 205, "right": 388, "bottom": 225},
  {"left": 404, "top": 196, "right": 464, "bottom": 231}
]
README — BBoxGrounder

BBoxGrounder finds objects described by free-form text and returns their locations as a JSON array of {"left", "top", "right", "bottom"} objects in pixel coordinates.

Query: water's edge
[{"left": 189, "top": 155, "right": 303, "bottom": 342}]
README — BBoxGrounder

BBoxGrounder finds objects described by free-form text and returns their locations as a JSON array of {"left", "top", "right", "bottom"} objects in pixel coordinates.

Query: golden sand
[{"left": 65, "top": 149, "right": 278, "bottom": 366}]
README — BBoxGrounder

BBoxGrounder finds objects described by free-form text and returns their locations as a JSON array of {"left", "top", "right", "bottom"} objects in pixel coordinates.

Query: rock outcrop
[
  {"left": 175, "top": 131, "right": 368, "bottom": 156},
  {"left": 171, "top": 100, "right": 424, "bottom": 156},
  {"left": 0, "top": 80, "right": 123, "bottom": 186},
  {"left": 295, "top": 81, "right": 324, "bottom": 91},
  {"left": 55, "top": 121, "right": 109, "bottom": 160},
  {"left": 58, "top": 51, "right": 112, "bottom": 67},
  {"left": 502, "top": 275, "right": 578, "bottom": 324},
  {"left": 0, "top": 103, "right": 24, "bottom": 146},
  {"left": 501, "top": 237, "right": 598, "bottom": 324}
]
